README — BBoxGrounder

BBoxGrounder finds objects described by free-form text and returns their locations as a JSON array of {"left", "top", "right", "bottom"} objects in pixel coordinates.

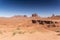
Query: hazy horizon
[{"left": 0, "top": 0, "right": 60, "bottom": 17}]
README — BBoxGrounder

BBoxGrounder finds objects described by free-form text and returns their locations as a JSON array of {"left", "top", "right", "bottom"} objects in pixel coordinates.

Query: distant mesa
[
  {"left": 47, "top": 14, "right": 60, "bottom": 20},
  {"left": 11, "top": 13, "right": 39, "bottom": 18},
  {"left": 32, "top": 13, "right": 39, "bottom": 17},
  {"left": 23, "top": 15, "right": 27, "bottom": 17},
  {"left": 2, "top": 13, "right": 59, "bottom": 19},
  {"left": 55, "top": 15, "right": 60, "bottom": 17},
  {"left": 52, "top": 14, "right": 55, "bottom": 17},
  {"left": 51, "top": 14, "right": 60, "bottom": 17},
  {"left": 11, "top": 15, "right": 27, "bottom": 18}
]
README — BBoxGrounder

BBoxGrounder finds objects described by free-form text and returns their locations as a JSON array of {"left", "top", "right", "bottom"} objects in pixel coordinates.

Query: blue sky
[{"left": 0, "top": 0, "right": 60, "bottom": 17}]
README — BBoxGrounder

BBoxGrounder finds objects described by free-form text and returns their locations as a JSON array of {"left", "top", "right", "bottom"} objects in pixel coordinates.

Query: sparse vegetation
[
  {"left": 57, "top": 33, "right": 60, "bottom": 36},
  {"left": 28, "top": 30, "right": 36, "bottom": 34},
  {"left": 56, "top": 30, "right": 60, "bottom": 32},
  {"left": 12, "top": 27, "right": 25, "bottom": 36},
  {"left": 0, "top": 31, "right": 2, "bottom": 34},
  {"left": 0, "top": 14, "right": 60, "bottom": 39},
  {"left": 16, "top": 27, "right": 20, "bottom": 30},
  {"left": 12, "top": 32, "right": 16, "bottom": 36},
  {"left": 29, "top": 31, "right": 35, "bottom": 34},
  {"left": 18, "top": 31, "right": 25, "bottom": 34}
]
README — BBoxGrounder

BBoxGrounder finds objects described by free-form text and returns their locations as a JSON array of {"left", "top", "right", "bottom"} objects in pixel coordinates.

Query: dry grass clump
[
  {"left": 12, "top": 32, "right": 16, "bottom": 36},
  {"left": 57, "top": 33, "right": 60, "bottom": 36},
  {"left": 0, "top": 30, "right": 3, "bottom": 34},
  {"left": 12, "top": 27, "right": 26, "bottom": 36},
  {"left": 55, "top": 30, "right": 60, "bottom": 36},
  {"left": 56, "top": 30, "right": 60, "bottom": 32},
  {"left": 28, "top": 30, "right": 36, "bottom": 34}
]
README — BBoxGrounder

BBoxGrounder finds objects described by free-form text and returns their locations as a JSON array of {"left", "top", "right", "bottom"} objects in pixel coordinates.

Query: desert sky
[{"left": 0, "top": 0, "right": 60, "bottom": 17}]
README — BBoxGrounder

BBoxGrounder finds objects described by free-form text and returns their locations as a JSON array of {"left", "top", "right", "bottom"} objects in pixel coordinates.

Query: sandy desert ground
[
  {"left": 0, "top": 14, "right": 60, "bottom": 40},
  {"left": 0, "top": 31, "right": 60, "bottom": 40}
]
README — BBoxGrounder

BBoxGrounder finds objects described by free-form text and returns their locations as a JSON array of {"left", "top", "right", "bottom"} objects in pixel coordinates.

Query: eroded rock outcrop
[
  {"left": 32, "top": 20, "right": 56, "bottom": 24},
  {"left": 32, "top": 13, "right": 38, "bottom": 17}
]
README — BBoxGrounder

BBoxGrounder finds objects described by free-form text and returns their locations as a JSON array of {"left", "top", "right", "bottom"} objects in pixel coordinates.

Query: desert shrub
[
  {"left": 29, "top": 31, "right": 36, "bottom": 34},
  {"left": 12, "top": 32, "right": 16, "bottom": 36},
  {"left": 16, "top": 27, "right": 20, "bottom": 30},
  {"left": 0, "top": 31, "right": 2, "bottom": 34},
  {"left": 57, "top": 34, "right": 60, "bottom": 36},
  {"left": 18, "top": 31, "right": 25, "bottom": 34},
  {"left": 55, "top": 30, "right": 60, "bottom": 32},
  {"left": 56, "top": 31, "right": 60, "bottom": 32}
]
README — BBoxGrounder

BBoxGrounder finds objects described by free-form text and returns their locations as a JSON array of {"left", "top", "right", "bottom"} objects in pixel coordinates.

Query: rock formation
[{"left": 32, "top": 13, "right": 38, "bottom": 17}]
